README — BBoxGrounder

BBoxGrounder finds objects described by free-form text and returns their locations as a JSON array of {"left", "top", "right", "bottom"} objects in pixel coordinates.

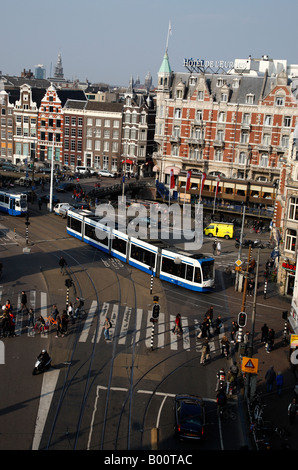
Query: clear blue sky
[{"left": 1, "top": 0, "right": 298, "bottom": 87}]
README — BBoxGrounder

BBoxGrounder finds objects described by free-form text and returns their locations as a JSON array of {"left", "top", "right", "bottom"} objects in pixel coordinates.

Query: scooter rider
[{"left": 38, "top": 349, "right": 50, "bottom": 367}]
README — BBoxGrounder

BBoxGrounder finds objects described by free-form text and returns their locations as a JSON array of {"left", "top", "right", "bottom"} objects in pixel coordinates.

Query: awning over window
[{"left": 122, "top": 159, "right": 134, "bottom": 165}]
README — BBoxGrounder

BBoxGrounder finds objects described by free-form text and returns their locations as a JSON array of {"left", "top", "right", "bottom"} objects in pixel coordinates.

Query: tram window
[
  {"left": 194, "top": 267, "right": 202, "bottom": 284},
  {"left": 85, "top": 223, "right": 96, "bottom": 240},
  {"left": 161, "top": 257, "right": 185, "bottom": 278},
  {"left": 201, "top": 261, "right": 214, "bottom": 280},
  {"left": 0, "top": 194, "right": 9, "bottom": 204},
  {"left": 112, "top": 236, "right": 127, "bottom": 254},
  {"left": 185, "top": 264, "right": 193, "bottom": 281},
  {"left": 68, "top": 216, "right": 82, "bottom": 234},
  {"left": 130, "top": 244, "right": 156, "bottom": 266},
  {"left": 88, "top": 223, "right": 108, "bottom": 246}
]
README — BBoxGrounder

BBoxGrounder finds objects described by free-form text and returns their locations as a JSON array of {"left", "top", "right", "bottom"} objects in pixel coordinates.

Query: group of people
[
  {"left": 0, "top": 287, "right": 86, "bottom": 339},
  {"left": 0, "top": 291, "right": 30, "bottom": 337}
]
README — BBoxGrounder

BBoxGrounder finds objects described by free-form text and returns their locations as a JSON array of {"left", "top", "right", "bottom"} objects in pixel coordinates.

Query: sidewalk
[{"left": 224, "top": 272, "right": 298, "bottom": 450}]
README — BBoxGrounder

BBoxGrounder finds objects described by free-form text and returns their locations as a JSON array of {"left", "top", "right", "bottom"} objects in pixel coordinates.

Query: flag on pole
[
  {"left": 201, "top": 172, "right": 206, "bottom": 192},
  {"left": 170, "top": 168, "right": 175, "bottom": 189},
  {"left": 215, "top": 176, "right": 221, "bottom": 196},
  {"left": 186, "top": 170, "right": 192, "bottom": 191}
]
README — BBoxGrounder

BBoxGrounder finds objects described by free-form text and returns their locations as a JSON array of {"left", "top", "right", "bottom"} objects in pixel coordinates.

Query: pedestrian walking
[
  {"left": 104, "top": 316, "right": 112, "bottom": 340},
  {"left": 52, "top": 305, "right": 59, "bottom": 321},
  {"left": 173, "top": 313, "right": 182, "bottom": 336},
  {"left": 276, "top": 371, "right": 284, "bottom": 396},
  {"left": 198, "top": 318, "right": 208, "bottom": 339},
  {"left": 221, "top": 335, "right": 230, "bottom": 357},
  {"left": 212, "top": 240, "right": 217, "bottom": 256},
  {"left": 247, "top": 278, "right": 255, "bottom": 296},
  {"left": 261, "top": 323, "right": 269, "bottom": 343},
  {"left": 231, "top": 321, "right": 239, "bottom": 343},
  {"left": 206, "top": 305, "right": 214, "bottom": 326},
  {"left": 8, "top": 311, "right": 16, "bottom": 336},
  {"left": 38, "top": 198, "right": 42, "bottom": 210},
  {"left": 265, "top": 328, "right": 275, "bottom": 353},
  {"left": 248, "top": 258, "right": 256, "bottom": 274},
  {"left": 265, "top": 365, "right": 276, "bottom": 392},
  {"left": 19, "top": 291, "right": 28, "bottom": 314},
  {"left": 216, "top": 240, "right": 221, "bottom": 255},
  {"left": 200, "top": 338, "right": 210, "bottom": 364},
  {"left": 288, "top": 398, "right": 298, "bottom": 425},
  {"left": 55, "top": 314, "right": 64, "bottom": 337},
  {"left": 243, "top": 331, "right": 250, "bottom": 353},
  {"left": 59, "top": 256, "right": 67, "bottom": 275},
  {"left": 28, "top": 308, "right": 35, "bottom": 328},
  {"left": 214, "top": 315, "right": 222, "bottom": 335},
  {"left": 61, "top": 310, "right": 69, "bottom": 334}
]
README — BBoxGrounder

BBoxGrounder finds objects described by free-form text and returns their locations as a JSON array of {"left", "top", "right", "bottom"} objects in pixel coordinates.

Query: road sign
[
  {"left": 235, "top": 266, "right": 242, "bottom": 271},
  {"left": 235, "top": 259, "right": 242, "bottom": 267},
  {"left": 290, "top": 335, "right": 298, "bottom": 348},
  {"left": 241, "top": 357, "right": 259, "bottom": 374}
]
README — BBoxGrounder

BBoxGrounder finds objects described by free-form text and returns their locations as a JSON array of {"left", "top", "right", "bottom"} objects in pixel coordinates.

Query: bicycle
[{"left": 74, "top": 302, "right": 87, "bottom": 320}]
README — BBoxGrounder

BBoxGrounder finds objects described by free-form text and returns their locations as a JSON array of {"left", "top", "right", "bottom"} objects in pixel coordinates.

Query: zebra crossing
[
  {"left": 0, "top": 288, "right": 228, "bottom": 354},
  {"left": 78, "top": 301, "right": 227, "bottom": 354}
]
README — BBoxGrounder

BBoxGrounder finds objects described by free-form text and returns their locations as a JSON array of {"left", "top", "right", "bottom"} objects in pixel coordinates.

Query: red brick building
[{"left": 154, "top": 54, "right": 298, "bottom": 206}]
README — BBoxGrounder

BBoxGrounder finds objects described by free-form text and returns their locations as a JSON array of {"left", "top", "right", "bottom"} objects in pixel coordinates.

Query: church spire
[{"left": 54, "top": 52, "right": 64, "bottom": 79}]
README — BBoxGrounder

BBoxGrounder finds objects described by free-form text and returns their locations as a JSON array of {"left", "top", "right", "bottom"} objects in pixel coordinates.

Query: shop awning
[{"left": 122, "top": 159, "right": 134, "bottom": 165}]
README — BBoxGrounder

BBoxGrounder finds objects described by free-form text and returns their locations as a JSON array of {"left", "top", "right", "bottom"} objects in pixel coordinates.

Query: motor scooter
[{"left": 32, "top": 350, "right": 52, "bottom": 375}]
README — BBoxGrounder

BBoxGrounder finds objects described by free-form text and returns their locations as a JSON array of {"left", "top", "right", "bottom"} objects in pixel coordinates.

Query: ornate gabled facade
[
  {"left": 37, "top": 85, "right": 63, "bottom": 166},
  {"left": 122, "top": 86, "right": 156, "bottom": 176},
  {"left": 13, "top": 84, "right": 45, "bottom": 165},
  {"left": 153, "top": 53, "right": 298, "bottom": 194}
]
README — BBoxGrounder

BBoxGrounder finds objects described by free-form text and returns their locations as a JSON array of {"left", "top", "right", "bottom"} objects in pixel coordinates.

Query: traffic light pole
[
  {"left": 237, "top": 245, "right": 251, "bottom": 344},
  {"left": 242, "top": 249, "right": 260, "bottom": 400},
  {"left": 150, "top": 296, "right": 160, "bottom": 351}
]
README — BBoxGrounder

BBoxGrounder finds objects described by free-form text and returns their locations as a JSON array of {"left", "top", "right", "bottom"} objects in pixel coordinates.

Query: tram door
[{"left": 10, "top": 198, "right": 15, "bottom": 214}]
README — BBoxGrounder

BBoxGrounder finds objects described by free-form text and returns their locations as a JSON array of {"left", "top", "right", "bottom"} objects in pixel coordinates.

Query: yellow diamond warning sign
[{"left": 241, "top": 356, "right": 259, "bottom": 374}]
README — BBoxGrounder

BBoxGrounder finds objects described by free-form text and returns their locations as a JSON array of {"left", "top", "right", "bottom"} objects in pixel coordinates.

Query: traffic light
[
  {"left": 65, "top": 278, "right": 73, "bottom": 288},
  {"left": 282, "top": 310, "right": 288, "bottom": 320},
  {"left": 238, "top": 311, "right": 247, "bottom": 327},
  {"left": 152, "top": 303, "right": 160, "bottom": 319}
]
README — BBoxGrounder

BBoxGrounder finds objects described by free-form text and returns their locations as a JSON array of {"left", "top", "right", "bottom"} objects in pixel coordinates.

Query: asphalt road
[{"left": 0, "top": 178, "right": 274, "bottom": 452}]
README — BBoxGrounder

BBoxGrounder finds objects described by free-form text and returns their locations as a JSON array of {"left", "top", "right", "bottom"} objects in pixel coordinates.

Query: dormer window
[
  {"left": 176, "top": 89, "right": 183, "bottom": 99},
  {"left": 246, "top": 94, "right": 254, "bottom": 104},
  {"left": 217, "top": 78, "right": 224, "bottom": 87}
]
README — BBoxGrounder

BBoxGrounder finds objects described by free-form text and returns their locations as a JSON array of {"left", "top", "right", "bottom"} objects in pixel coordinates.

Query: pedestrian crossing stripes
[
  {"left": 79, "top": 301, "right": 227, "bottom": 354},
  {"left": 0, "top": 289, "right": 228, "bottom": 354}
]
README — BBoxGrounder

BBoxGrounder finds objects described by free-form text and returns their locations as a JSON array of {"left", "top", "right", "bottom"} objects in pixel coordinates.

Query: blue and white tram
[
  {"left": 0, "top": 190, "right": 28, "bottom": 215},
  {"left": 66, "top": 209, "right": 215, "bottom": 292},
  {"left": 159, "top": 249, "right": 214, "bottom": 292}
]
